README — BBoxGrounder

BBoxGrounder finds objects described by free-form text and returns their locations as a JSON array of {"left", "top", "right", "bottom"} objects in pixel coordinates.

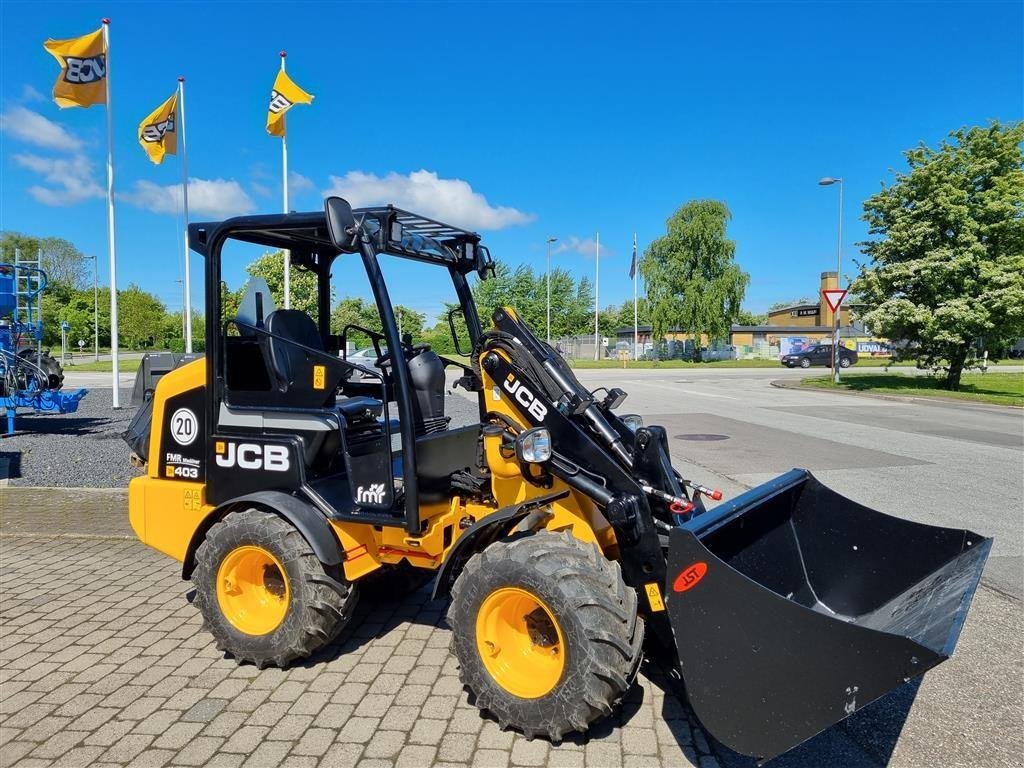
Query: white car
[{"left": 344, "top": 347, "right": 384, "bottom": 379}]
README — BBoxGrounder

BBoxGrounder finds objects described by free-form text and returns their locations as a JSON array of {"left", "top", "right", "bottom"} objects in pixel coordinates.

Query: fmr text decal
[{"left": 356, "top": 483, "right": 387, "bottom": 505}]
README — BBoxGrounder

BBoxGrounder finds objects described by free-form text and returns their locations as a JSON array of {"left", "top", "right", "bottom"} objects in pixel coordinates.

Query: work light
[{"left": 515, "top": 427, "right": 552, "bottom": 463}]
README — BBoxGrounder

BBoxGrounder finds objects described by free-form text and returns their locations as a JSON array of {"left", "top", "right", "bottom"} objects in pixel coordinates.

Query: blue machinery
[{"left": 0, "top": 258, "right": 87, "bottom": 435}]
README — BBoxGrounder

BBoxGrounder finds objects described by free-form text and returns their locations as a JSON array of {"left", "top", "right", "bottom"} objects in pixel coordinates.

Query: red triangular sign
[{"left": 822, "top": 288, "right": 847, "bottom": 313}]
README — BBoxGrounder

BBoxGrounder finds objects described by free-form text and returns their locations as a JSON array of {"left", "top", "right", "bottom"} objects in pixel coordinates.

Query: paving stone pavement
[{"left": 0, "top": 492, "right": 714, "bottom": 768}]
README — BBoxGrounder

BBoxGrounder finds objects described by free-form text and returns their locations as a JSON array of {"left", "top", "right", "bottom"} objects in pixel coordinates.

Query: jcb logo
[
  {"left": 64, "top": 55, "right": 106, "bottom": 84},
  {"left": 503, "top": 374, "right": 548, "bottom": 423},
  {"left": 141, "top": 113, "right": 175, "bottom": 143},
  {"left": 268, "top": 90, "right": 293, "bottom": 114},
  {"left": 215, "top": 441, "right": 290, "bottom": 472}
]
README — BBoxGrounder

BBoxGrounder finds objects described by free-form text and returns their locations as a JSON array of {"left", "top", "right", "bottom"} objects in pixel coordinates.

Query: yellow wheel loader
[{"left": 125, "top": 198, "right": 991, "bottom": 761}]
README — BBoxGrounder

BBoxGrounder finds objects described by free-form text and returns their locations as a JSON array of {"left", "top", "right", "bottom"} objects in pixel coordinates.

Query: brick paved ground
[{"left": 0, "top": 491, "right": 713, "bottom": 768}]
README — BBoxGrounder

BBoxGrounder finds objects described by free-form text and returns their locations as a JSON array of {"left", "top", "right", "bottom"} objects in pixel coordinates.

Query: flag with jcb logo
[
  {"left": 138, "top": 92, "right": 178, "bottom": 164},
  {"left": 266, "top": 69, "right": 313, "bottom": 137},
  {"left": 43, "top": 27, "right": 107, "bottom": 108}
]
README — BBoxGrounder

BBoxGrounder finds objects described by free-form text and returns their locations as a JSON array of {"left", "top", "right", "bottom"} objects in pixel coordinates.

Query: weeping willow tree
[{"left": 640, "top": 200, "right": 749, "bottom": 360}]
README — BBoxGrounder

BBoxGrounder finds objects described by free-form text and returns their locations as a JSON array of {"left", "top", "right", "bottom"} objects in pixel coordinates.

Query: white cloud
[
  {"left": 1, "top": 106, "right": 82, "bottom": 151},
  {"left": 554, "top": 235, "right": 615, "bottom": 258},
  {"left": 323, "top": 169, "right": 535, "bottom": 230},
  {"left": 288, "top": 171, "right": 314, "bottom": 193},
  {"left": 21, "top": 85, "right": 46, "bottom": 103},
  {"left": 13, "top": 152, "right": 103, "bottom": 205},
  {"left": 122, "top": 178, "right": 256, "bottom": 218}
]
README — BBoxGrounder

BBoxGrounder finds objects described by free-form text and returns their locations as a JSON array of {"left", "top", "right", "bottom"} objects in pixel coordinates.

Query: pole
[
  {"left": 92, "top": 255, "right": 99, "bottom": 362},
  {"left": 834, "top": 179, "right": 843, "bottom": 384},
  {"left": 102, "top": 19, "right": 120, "bottom": 407},
  {"left": 177, "top": 77, "right": 192, "bottom": 353},
  {"left": 633, "top": 232, "right": 639, "bottom": 360},
  {"left": 280, "top": 52, "right": 291, "bottom": 310},
  {"left": 594, "top": 232, "right": 600, "bottom": 361}
]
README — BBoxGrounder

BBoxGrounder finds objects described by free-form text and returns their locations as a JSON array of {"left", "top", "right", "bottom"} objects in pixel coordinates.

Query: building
[{"left": 730, "top": 271, "right": 891, "bottom": 359}]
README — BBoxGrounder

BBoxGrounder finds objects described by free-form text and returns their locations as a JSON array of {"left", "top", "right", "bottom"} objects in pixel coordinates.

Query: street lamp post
[
  {"left": 545, "top": 236, "right": 558, "bottom": 344},
  {"left": 819, "top": 176, "right": 843, "bottom": 384},
  {"left": 175, "top": 279, "right": 186, "bottom": 340},
  {"left": 88, "top": 254, "right": 99, "bottom": 362}
]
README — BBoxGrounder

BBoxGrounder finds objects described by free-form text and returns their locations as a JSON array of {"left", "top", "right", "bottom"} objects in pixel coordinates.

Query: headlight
[
  {"left": 515, "top": 427, "right": 552, "bottom": 463},
  {"left": 621, "top": 414, "right": 643, "bottom": 432}
]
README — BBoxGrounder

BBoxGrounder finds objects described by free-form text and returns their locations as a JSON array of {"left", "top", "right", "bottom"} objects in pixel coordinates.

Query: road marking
[{"left": 625, "top": 380, "right": 739, "bottom": 400}]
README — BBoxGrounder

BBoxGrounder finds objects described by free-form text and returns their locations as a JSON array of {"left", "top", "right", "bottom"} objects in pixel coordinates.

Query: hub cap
[
  {"left": 216, "top": 546, "right": 290, "bottom": 635},
  {"left": 475, "top": 587, "right": 566, "bottom": 698}
]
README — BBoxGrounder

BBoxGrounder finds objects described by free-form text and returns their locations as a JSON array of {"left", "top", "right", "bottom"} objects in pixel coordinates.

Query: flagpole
[
  {"left": 594, "top": 232, "right": 600, "bottom": 361},
  {"left": 280, "top": 51, "right": 291, "bottom": 310},
  {"left": 102, "top": 18, "right": 120, "bottom": 408},
  {"left": 177, "top": 76, "right": 192, "bottom": 353},
  {"left": 633, "top": 232, "right": 638, "bottom": 361}
]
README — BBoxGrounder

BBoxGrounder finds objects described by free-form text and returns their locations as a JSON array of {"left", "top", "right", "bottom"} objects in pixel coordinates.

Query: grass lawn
[
  {"left": 64, "top": 358, "right": 143, "bottom": 373},
  {"left": 800, "top": 372, "right": 1024, "bottom": 407}
]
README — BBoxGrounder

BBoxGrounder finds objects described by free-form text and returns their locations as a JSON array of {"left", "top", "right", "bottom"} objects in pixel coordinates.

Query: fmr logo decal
[
  {"left": 356, "top": 483, "right": 387, "bottom": 505},
  {"left": 502, "top": 374, "right": 548, "bottom": 422},
  {"left": 672, "top": 561, "right": 708, "bottom": 592},
  {"left": 63, "top": 55, "right": 106, "bottom": 84},
  {"left": 215, "top": 441, "right": 290, "bottom": 472},
  {"left": 141, "top": 112, "right": 175, "bottom": 143},
  {"left": 268, "top": 89, "right": 293, "bottom": 114}
]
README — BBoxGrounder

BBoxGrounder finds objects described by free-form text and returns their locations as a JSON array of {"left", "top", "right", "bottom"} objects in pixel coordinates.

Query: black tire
[
  {"left": 799, "top": 357, "right": 811, "bottom": 369},
  {"left": 839, "top": 357, "right": 852, "bottom": 368},
  {"left": 193, "top": 508, "right": 358, "bottom": 668},
  {"left": 448, "top": 531, "right": 644, "bottom": 742},
  {"left": 18, "top": 350, "right": 63, "bottom": 390}
]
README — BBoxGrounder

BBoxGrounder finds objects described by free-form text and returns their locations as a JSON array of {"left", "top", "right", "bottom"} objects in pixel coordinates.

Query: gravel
[{"left": 1, "top": 388, "right": 481, "bottom": 488}]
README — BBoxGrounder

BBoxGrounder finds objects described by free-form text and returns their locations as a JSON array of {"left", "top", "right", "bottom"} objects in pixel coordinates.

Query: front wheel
[
  {"left": 448, "top": 531, "right": 644, "bottom": 742},
  {"left": 193, "top": 508, "right": 358, "bottom": 668},
  {"left": 799, "top": 357, "right": 811, "bottom": 369}
]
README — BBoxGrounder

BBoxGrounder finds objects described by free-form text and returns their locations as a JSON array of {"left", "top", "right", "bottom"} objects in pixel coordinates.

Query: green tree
[
  {"left": 736, "top": 308, "right": 767, "bottom": 326},
  {"left": 0, "top": 232, "right": 89, "bottom": 289},
  {"left": 242, "top": 250, "right": 321, "bottom": 319},
  {"left": 471, "top": 262, "right": 594, "bottom": 339},
  {"left": 640, "top": 200, "right": 749, "bottom": 360},
  {"left": 118, "top": 284, "right": 167, "bottom": 349},
  {"left": 331, "top": 297, "right": 381, "bottom": 346},
  {"left": 853, "top": 122, "right": 1024, "bottom": 389}
]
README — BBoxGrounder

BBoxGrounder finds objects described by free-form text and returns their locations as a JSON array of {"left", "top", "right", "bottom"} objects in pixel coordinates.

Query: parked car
[
  {"left": 344, "top": 346, "right": 384, "bottom": 378},
  {"left": 781, "top": 343, "right": 858, "bottom": 369}
]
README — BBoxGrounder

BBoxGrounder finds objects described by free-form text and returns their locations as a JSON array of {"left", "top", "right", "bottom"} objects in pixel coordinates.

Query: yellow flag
[
  {"left": 43, "top": 27, "right": 107, "bottom": 109},
  {"left": 138, "top": 92, "right": 178, "bottom": 165},
  {"left": 266, "top": 69, "right": 313, "bottom": 138}
]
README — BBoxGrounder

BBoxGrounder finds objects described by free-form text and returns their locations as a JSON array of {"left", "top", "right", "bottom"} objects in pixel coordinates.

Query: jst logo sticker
[{"left": 673, "top": 561, "right": 708, "bottom": 592}]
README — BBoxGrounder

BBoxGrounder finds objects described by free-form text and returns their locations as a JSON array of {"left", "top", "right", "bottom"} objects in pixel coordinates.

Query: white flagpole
[
  {"left": 280, "top": 51, "right": 291, "bottom": 309},
  {"left": 633, "top": 232, "right": 638, "bottom": 360},
  {"left": 177, "top": 76, "right": 192, "bottom": 353},
  {"left": 594, "top": 232, "right": 600, "bottom": 361},
  {"left": 102, "top": 18, "right": 120, "bottom": 408}
]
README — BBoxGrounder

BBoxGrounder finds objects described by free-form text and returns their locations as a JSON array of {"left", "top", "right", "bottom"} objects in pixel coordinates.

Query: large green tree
[
  {"left": 118, "top": 284, "right": 167, "bottom": 349},
  {"left": 0, "top": 232, "right": 89, "bottom": 289},
  {"left": 640, "top": 200, "right": 749, "bottom": 360},
  {"left": 853, "top": 122, "right": 1024, "bottom": 390},
  {"left": 472, "top": 261, "right": 594, "bottom": 340},
  {"left": 242, "top": 250, "right": 321, "bottom": 319}
]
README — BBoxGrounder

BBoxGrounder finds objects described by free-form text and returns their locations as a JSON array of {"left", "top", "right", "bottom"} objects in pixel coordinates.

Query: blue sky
[{"left": 1, "top": 1, "right": 1020, "bottom": 322}]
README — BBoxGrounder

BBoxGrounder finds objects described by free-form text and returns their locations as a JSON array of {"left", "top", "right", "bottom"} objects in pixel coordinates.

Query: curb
[{"left": 771, "top": 378, "right": 1023, "bottom": 410}]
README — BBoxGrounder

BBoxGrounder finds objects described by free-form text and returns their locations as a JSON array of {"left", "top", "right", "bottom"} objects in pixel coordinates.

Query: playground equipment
[{"left": 0, "top": 256, "right": 87, "bottom": 435}]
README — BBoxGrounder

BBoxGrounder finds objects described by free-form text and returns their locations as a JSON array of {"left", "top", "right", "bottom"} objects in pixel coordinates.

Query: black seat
[
  {"left": 266, "top": 309, "right": 324, "bottom": 387},
  {"left": 338, "top": 396, "right": 383, "bottom": 420}
]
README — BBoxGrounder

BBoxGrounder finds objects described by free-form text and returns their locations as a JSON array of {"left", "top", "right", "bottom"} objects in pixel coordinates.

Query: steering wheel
[{"left": 377, "top": 341, "right": 431, "bottom": 368}]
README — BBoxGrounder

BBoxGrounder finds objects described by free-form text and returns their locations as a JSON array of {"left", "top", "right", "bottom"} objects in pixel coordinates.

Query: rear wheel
[
  {"left": 18, "top": 350, "right": 63, "bottom": 389},
  {"left": 839, "top": 357, "right": 852, "bottom": 368},
  {"left": 193, "top": 508, "right": 358, "bottom": 668},
  {"left": 448, "top": 531, "right": 643, "bottom": 742}
]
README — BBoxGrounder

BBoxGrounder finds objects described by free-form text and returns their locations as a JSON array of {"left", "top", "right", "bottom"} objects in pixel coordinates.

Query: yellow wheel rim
[
  {"left": 216, "top": 546, "right": 290, "bottom": 635},
  {"left": 475, "top": 587, "right": 566, "bottom": 699}
]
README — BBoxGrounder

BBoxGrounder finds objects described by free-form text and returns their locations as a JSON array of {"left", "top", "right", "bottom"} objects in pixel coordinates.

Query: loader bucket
[{"left": 665, "top": 469, "right": 991, "bottom": 763}]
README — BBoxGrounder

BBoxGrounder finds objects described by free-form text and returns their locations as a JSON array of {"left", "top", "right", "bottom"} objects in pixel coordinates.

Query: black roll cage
[{"left": 189, "top": 206, "right": 487, "bottom": 533}]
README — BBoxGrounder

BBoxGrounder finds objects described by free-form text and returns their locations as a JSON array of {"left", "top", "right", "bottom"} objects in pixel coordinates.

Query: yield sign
[{"left": 822, "top": 288, "right": 848, "bottom": 313}]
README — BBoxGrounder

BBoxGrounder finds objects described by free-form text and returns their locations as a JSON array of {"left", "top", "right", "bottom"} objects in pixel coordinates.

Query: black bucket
[{"left": 666, "top": 469, "right": 991, "bottom": 763}]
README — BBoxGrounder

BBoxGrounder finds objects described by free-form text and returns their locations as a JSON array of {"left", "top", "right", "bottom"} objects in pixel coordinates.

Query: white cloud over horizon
[
  {"left": 13, "top": 153, "right": 104, "bottom": 206},
  {"left": 1, "top": 106, "right": 83, "bottom": 151},
  {"left": 121, "top": 178, "right": 256, "bottom": 218},
  {"left": 323, "top": 169, "right": 534, "bottom": 230},
  {"left": 288, "top": 171, "right": 314, "bottom": 193},
  {"left": 554, "top": 235, "right": 615, "bottom": 258}
]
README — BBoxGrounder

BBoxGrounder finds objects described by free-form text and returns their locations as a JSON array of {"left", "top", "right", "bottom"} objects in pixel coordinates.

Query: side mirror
[
  {"left": 325, "top": 197, "right": 359, "bottom": 252},
  {"left": 476, "top": 245, "right": 496, "bottom": 280}
]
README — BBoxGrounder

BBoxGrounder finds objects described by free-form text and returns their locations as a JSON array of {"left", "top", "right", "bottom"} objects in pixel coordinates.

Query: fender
[
  {"left": 431, "top": 490, "right": 569, "bottom": 600},
  {"left": 181, "top": 490, "right": 344, "bottom": 579}
]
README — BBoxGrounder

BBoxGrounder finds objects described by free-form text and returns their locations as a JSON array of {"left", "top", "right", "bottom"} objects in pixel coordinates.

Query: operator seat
[{"left": 264, "top": 309, "right": 382, "bottom": 420}]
